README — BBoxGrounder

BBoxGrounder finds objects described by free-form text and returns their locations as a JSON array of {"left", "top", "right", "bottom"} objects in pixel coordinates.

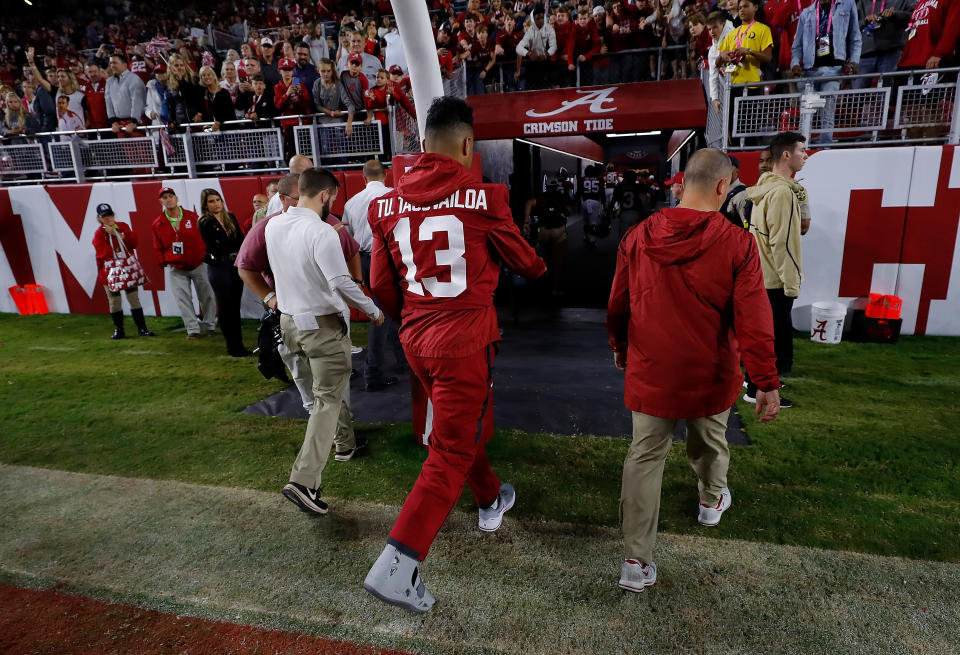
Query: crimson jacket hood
[
  {"left": 396, "top": 153, "right": 477, "bottom": 205},
  {"left": 639, "top": 207, "right": 721, "bottom": 266}
]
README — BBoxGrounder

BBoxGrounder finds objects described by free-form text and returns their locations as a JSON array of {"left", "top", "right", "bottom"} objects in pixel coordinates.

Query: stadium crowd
[{"left": 1, "top": 0, "right": 957, "bottom": 140}]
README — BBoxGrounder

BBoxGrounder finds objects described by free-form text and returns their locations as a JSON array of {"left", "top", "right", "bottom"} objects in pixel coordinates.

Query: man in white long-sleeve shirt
[
  {"left": 104, "top": 53, "right": 146, "bottom": 135},
  {"left": 266, "top": 167, "right": 384, "bottom": 516},
  {"left": 342, "top": 159, "right": 404, "bottom": 390},
  {"left": 516, "top": 6, "right": 557, "bottom": 89},
  {"left": 706, "top": 13, "right": 734, "bottom": 113}
]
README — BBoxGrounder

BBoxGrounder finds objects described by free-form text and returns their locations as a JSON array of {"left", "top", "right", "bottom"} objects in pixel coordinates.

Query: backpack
[
  {"left": 721, "top": 183, "right": 749, "bottom": 229},
  {"left": 256, "top": 309, "right": 290, "bottom": 383}
]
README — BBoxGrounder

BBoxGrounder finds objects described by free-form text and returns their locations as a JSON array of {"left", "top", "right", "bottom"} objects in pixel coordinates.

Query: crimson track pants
[{"left": 388, "top": 344, "right": 501, "bottom": 561}]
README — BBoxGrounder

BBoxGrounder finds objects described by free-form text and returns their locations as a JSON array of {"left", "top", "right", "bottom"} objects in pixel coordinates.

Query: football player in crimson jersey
[{"left": 363, "top": 97, "right": 546, "bottom": 613}]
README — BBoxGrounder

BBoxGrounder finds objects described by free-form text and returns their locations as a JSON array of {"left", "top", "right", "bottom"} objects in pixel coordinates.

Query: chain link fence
[
  {"left": 0, "top": 143, "right": 47, "bottom": 176},
  {"left": 48, "top": 137, "right": 159, "bottom": 172},
  {"left": 723, "top": 68, "right": 960, "bottom": 150},
  {"left": 895, "top": 82, "right": 957, "bottom": 129}
]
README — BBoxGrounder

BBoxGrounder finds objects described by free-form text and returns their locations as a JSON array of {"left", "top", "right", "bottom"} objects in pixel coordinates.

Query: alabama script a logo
[{"left": 525, "top": 87, "right": 619, "bottom": 118}]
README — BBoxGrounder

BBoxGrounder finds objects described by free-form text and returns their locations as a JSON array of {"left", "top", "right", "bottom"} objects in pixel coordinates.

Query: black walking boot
[
  {"left": 110, "top": 311, "right": 126, "bottom": 339},
  {"left": 131, "top": 308, "right": 155, "bottom": 336}
]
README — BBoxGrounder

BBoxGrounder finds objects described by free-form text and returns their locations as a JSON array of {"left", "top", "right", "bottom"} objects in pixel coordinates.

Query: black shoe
[
  {"left": 131, "top": 308, "right": 155, "bottom": 336},
  {"left": 335, "top": 436, "right": 368, "bottom": 462},
  {"left": 110, "top": 311, "right": 125, "bottom": 339},
  {"left": 364, "top": 376, "right": 398, "bottom": 391},
  {"left": 229, "top": 348, "right": 253, "bottom": 357},
  {"left": 281, "top": 482, "right": 328, "bottom": 514}
]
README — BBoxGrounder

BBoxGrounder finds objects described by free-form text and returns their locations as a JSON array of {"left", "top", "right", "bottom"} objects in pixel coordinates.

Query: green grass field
[{"left": 2, "top": 312, "right": 959, "bottom": 563}]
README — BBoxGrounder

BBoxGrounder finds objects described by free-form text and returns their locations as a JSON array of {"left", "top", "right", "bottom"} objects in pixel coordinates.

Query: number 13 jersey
[{"left": 369, "top": 153, "right": 546, "bottom": 358}]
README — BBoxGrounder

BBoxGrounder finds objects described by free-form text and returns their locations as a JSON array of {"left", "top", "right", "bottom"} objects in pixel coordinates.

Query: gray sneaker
[
  {"left": 618, "top": 559, "right": 657, "bottom": 593},
  {"left": 478, "top": 483, "right": 515, "bottom": 532},
  {"left": 363, "top": 544, "right": 436, "bottom": 613},
  {"left": 697, "top": 487, "right": 732, "bottom": 526}
]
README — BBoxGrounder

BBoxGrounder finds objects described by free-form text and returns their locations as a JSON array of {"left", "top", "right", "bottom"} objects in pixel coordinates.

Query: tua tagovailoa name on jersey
[{"left": 376, "top": 189, "right": 489, "bottom": 217}]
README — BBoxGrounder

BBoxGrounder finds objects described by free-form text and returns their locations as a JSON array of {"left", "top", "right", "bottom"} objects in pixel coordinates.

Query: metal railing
[
  {"left": 575, "top": 45, "right": 689, "bottom": 87},
  {"left": 293, "top": 119, "right": 386, "bottom": 161},
  {"left": 0, "top": 112, "right": 395, "bottom": 183},
  {"left": 721, "top": 68, "right": 960, "bottom": 150}
]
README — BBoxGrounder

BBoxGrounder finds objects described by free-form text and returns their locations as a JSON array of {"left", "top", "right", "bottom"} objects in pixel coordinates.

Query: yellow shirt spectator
[{"left": 718, "top": 21, "right": 773, "bottom": 85}]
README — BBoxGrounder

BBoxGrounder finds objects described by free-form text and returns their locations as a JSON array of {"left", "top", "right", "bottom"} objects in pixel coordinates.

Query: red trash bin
[
  {"left": 8, "top": 286, "right": 30, "bottom": 315},
  {"left": 23, "top": 284, "right": 49, "bottom": 314}
]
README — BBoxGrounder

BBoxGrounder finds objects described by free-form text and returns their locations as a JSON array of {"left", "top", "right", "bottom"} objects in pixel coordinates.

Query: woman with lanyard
[
  {"left": 790, "top": 0, "right": 861, "bottom": 142},
  {"left": 716, "top": 0, "right": 774, "bottom": 87}
]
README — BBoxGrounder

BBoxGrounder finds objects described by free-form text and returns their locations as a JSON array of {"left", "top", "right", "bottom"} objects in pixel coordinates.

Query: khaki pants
[
  {"left": 620, "top": 409, "right": 730, "bottom": 563},
  {"left": 280, "top": 313, "right": 354, "bottom": 490},
  {"left": 168, "top": 264, "right": 217, "bottom": 336}
]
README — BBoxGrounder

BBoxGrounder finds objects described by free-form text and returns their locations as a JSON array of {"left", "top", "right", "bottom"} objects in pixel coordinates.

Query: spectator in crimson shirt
[
  {"left": 767, "top": 0, "right": 815, "bottom": 76},
  {"left": 364, "top": 69, "right": 391, "bottom": 123},
  {"left": 273, "top": 56, "right": 311, "bottom": 153},
  {"left": 610, "top": 0, "right": 645, "bottom": 81},
  {"left": 82, "top": 61, "right": 109, "bottom": 128},
  {"left": 568, "top": 8, "right": 603, "bottom": 84},
  {"left": 898, "top": 0, "right": 960, "bottom": 70},
  {"left": 437, "top": 27, "right": 458, "bottom": 79},
  {"left": 456, "top": 0, "right": 488, "bottom": 30},
  {"left": 475, "top": 25, "right": 498, "bottom": 92},
  {"left": 553, "top": 5, "right": 576, "bottom": 86},
  {"left": 459, "top": 15, "right": 486, "bottom": 95},
  {"left": 496, "top": 13, "right": 524, "bottom": 90}
]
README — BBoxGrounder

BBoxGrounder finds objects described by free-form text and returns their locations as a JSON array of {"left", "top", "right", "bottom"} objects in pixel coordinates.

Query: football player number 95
[{"left": 393, "top": 214, "right": 467, "bottom": 298}]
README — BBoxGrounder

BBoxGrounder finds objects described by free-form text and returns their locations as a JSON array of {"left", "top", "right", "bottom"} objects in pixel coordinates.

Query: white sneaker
[
  {"left": 618, "top": 559, "right": 657, "bottom": 592},
  {"left": 697, "top": 487, "right": 732, "bottom": 526},
  {"left": 363, "top": 544, "right": 436, "bottom": 613},
  {"left": 478, "top": 483, "right": 515, "bottom": 532}
]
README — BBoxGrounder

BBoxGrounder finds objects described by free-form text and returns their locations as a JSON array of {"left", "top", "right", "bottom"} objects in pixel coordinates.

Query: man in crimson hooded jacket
[
  {"left": 606, "top": 148, "right": 780, "bottom": 594},
  {"left": 363, "top": 97, "right": 546, "bottom": 613}
]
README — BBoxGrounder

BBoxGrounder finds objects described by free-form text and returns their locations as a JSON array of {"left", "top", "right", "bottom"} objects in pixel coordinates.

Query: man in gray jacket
[
  {"left": 791, "top": 0, "right": 862, "bottom": 144},
  {"left": 851, "top": 0, "right": 910, "bottom": 88},
  {"left": 104, "top": 53, "right": 146, "bottom": 136}
]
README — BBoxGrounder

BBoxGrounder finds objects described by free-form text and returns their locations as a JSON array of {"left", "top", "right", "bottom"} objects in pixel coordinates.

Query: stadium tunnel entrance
[{"left": 466, "top": 80, "right": 708, "bottom": 309}]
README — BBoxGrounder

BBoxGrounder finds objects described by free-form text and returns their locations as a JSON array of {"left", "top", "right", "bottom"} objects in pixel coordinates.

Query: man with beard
[{"left": 265, "top": 168, "right": 383, "bottom": 516}]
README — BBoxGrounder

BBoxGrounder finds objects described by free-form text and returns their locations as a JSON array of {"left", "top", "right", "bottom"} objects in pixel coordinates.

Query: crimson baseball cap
[
  {"left": 96, "top": 203, "right": 114, "bottom": 217},
  {"left": 664, "top": 172, "right": 684, "bottom": 186},
  {"left": 158, "top": 186, "right": 176, "bottom": 198},
  {"left": 278, "top": 57, "right": 295, "bottom": 70},
  {"left": 153, "top": 63, "right": 167, "bottom": 73},
  {"left": 348, "top": 52, "right": 363, "bottom": 65},
  {"left": 388, "top": 65, "right": 403, "bottom": 76}
]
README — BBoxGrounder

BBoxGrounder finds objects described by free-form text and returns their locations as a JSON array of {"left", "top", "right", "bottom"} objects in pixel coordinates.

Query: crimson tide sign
[{"left": 466, "top": 80, "right": 708, "bottom": 140}]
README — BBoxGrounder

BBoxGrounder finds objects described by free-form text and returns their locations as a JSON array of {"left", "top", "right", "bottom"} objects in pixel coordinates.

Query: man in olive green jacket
[{"left": 744, "top": 131, "right": 808, "bottom": 407}]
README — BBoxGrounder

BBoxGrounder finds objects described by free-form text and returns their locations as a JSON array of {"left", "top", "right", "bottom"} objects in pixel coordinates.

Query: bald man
[
  {"left": 266, "top": 155, "right": 315, "bottom": 216},
  {"left": 607, "top": 147, "right": 780, "bottom": 593}
]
